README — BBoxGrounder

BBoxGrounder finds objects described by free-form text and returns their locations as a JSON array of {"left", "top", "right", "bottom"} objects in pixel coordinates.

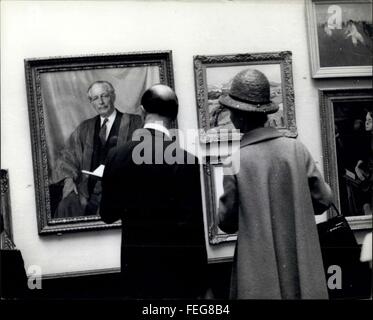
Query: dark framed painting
[
  {"left": 194, "top": 51, "right": 297, "bottom": 143},
  {"left": 306, "top": 0, "right": 373, "bottom": 78},
  {"left": 319, "top": 88, "right": 372, "bottom": 230},
  {"left": 1, "top": 169, "right": 15, "bottom": 249},
  {"left": 25, "top": 51, "right": 175, "bottom": 235},
  {"left": 203, "top": 156, "right": 237, "bottom": 244}
]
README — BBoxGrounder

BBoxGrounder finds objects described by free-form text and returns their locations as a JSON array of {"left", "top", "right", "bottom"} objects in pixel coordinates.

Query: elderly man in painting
[{"left": 52, "top": 80, "right": 143, "bottom": 218}]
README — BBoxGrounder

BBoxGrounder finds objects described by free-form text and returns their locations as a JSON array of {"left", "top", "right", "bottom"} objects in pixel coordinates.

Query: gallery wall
[{"left": 1, "top": 0, "right": 370, "bottom": 276}]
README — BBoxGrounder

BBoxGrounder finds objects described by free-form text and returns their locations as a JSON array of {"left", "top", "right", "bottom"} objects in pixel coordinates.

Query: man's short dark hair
[{"left": 141, "top": 85, "right": 178, "bottom": 120}]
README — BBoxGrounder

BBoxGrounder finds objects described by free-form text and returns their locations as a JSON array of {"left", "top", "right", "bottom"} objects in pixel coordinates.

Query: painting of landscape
[{"left": 206, "top": 64, "right": 284, "bottom": 132}]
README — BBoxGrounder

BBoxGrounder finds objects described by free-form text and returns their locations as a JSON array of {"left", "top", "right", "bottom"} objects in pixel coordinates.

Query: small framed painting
[{"left": 306, "top": 0, "right": 373, "bottom": 78}]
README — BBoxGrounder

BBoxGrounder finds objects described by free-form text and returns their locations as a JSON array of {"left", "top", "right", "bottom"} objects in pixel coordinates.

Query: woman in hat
[{"left": 218, "top": 69, "right": 333, "bottom": 299}]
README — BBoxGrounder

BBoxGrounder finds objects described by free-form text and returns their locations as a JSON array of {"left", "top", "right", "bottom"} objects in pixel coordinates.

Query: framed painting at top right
[
  {"left": 319, "top": 88, "right": 372, "bottom": 230},
  {"left": 306, "top": 0, "right": 373, "bottom": 78}
]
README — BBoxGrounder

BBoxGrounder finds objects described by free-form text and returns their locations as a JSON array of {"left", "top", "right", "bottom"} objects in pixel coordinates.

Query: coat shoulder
[{"left": 112, "top": 139, "right": 139, "bottom": 162}]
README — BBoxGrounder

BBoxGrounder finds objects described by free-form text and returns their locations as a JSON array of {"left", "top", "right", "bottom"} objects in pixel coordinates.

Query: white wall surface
[{"left": 1, "top": 0, "right": 370, "bottom": 276}]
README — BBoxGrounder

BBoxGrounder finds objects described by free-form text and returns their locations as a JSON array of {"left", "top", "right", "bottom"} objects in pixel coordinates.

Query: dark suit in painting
[
  {"left": 100, "top": 128, "right": 208, "bottom": 299},
  {"left": 52, "top": 110, "right": 143, "bottom": 218}
]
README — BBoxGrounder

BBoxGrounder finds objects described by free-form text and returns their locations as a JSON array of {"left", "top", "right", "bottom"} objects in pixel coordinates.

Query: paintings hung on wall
[
  {"left": 319, "top": 88, "right": 372, "bottom": 230},
  {"left": 193, "top": 51, "right": 297, "bottom": 143},
  {"left": 25, "top": 51, "right": 175, "bottom": 234},
  {"left": 203, "top": 156, "right": 237, "bottom": 244},
  {"left": 306, "top": 0, "right": 373, "bottom": 78},
  {"left": 1, "top": 169, "right": 15, "bottom": 249}
]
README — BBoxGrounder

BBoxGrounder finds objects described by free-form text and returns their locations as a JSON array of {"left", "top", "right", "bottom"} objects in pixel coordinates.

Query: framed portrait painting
[
  {"left": 306, "top": 0, "right": 373, "bottom": 78},
  {"left": 194, "top": 51, "right": 297, "bottom": 143},
  {"left": 319, "top": 88, "right": 372, "bottom": 230},
  {"left": 25, "top": 51, "right": 175, "bottom": 235}
]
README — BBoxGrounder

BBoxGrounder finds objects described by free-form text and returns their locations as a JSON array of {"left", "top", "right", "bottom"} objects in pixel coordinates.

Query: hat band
[{"left": 228, "top": 94, "right": 270, "bottom": 106}]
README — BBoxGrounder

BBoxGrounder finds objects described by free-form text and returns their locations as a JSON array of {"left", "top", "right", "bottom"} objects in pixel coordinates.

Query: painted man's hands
[{"left": 62, "top": 177, "right": 77, "bottom": 199}]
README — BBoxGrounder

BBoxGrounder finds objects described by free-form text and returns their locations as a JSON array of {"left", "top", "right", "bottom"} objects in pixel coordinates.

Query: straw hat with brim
[{"left": 219, "top": 68, "right": 279, "bottom": 114}]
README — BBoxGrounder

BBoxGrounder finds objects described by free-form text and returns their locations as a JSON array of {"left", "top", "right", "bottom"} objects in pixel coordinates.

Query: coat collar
[
  {"left": 144, "top": 122, "right": 171, "bottom": 138},
  {"left": 240, "top": 127, "right": 283, "bottom": 148}
]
